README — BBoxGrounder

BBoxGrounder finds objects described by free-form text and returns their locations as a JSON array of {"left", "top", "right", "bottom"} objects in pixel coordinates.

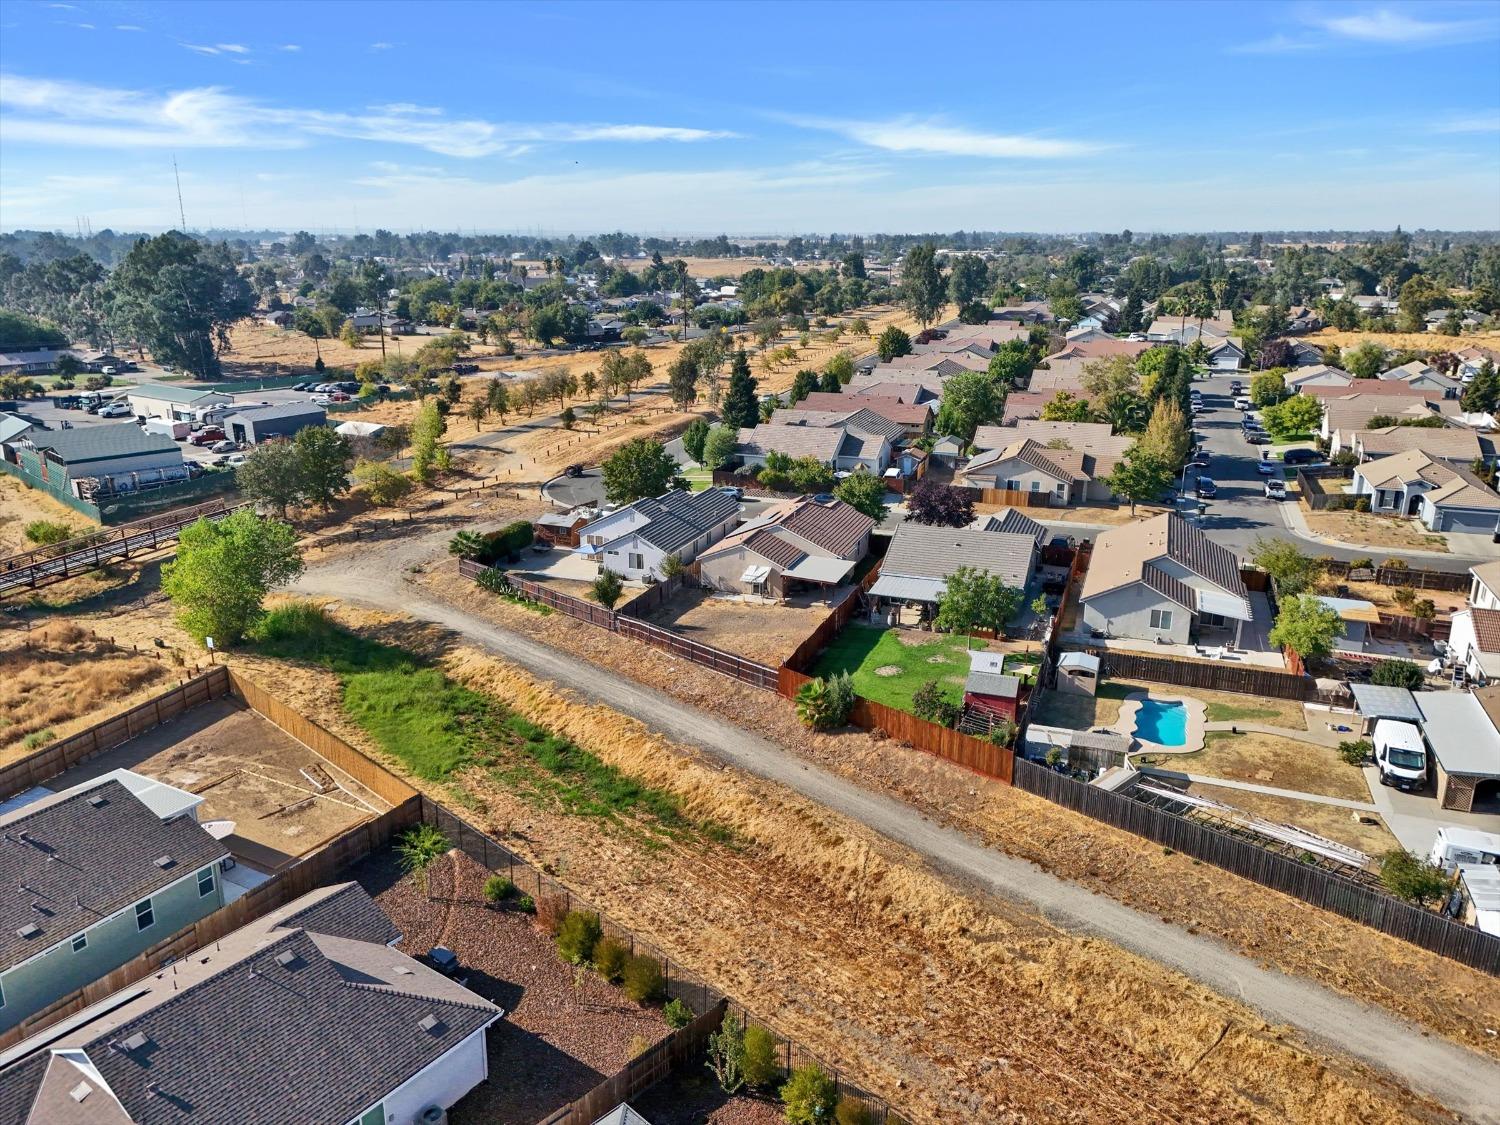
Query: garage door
[{"left": 1437, "top": 507, "right": 1500, "bottom": 533}]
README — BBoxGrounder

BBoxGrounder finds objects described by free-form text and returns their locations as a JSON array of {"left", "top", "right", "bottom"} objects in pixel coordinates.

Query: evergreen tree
[
  {"left": 720, "top": 348, "right": 759, "bottom": 429},
  {"left": 1462, "top": 359, "right": 1498, "bottom": 415}
]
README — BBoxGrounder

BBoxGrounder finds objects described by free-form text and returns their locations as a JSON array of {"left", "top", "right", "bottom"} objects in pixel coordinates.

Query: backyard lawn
[{"left": 812, "top": 624, "right": 1040, "bottom": 713}]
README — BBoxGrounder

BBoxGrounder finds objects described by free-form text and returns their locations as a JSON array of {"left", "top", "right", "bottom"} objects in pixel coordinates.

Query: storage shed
[{"left": 224, "top": 403, "right": 328, "bottom": 446}]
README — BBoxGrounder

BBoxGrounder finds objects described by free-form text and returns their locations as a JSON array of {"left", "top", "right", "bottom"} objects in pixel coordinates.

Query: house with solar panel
[
  {"left": 696, "top": 496, "right": 874, "bottom": 598},
  {"left": 575, "top": 488, "right": 742, "bottom": 581},
  {"left": 0, "top": 773, "right": 229, "bottom": 1033},
  {"left": 0, "top": 883, "right": 503, "bottom": 1125}
]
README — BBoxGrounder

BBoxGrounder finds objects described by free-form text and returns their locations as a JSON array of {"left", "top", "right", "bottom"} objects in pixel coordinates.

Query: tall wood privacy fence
[
  {"left": 0, "top": 666, "right": 232, "bottom": 800},
  {"left": 1322, "top": 560, "right": 1470, "bottom": 592},
  {"left": 422, "top": 800, "right": 909, "bottom": 1125},
  {"left": 1084, "top": 647, "right": 1351, "bottom": 705},
  {"left": 1012, "top": 759, "right": 1500, "bottom": 973},
  {"left": 961, "top": 485, "right": 1055, "bottom": 508}
]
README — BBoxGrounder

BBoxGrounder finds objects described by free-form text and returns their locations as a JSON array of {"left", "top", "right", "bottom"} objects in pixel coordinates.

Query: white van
[
  {"left": 1428, "top": 827, "right": 1500, "bottom": 874},
  {"left": 1372, "top": 719, "right": 1428, "bottom": 791}
]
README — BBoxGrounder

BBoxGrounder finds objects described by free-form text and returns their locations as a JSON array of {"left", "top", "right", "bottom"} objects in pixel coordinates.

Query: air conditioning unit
[
  {"left": 415, "top": 1106, "right": 447, "bottom": 1125},
  {"left": 219, "top": 856, "right": 237, "bottom": 871}
]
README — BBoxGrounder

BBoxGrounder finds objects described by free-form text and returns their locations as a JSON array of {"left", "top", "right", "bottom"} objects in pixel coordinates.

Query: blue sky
[{"left": 1, "top": 0, "right": 1498, "bottom": 234}]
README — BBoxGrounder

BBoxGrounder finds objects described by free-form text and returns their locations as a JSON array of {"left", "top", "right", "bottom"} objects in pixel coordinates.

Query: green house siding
[{"left": 0, "top": 865, "right": 225, "bottom": 1031}]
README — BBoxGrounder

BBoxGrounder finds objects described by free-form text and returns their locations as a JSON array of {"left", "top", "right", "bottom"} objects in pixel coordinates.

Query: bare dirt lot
[
  {"left": 1150, "top": 730, "right": 1370, "bottom": 802},
  {"left": 1309, "top": 327, "right": 1500, "bottom": 353},
  {"left": 644, "top": 586, "right": 831, "bottom": 665},
  {"left": 1303, "top": 507, "right": 1451, "bottom": 553},
  {"left": 1184, "top": 781, "right": 1398, "bottom": 857},
  {"left": 48, "top": 696, "right": 386, "bottom": 865}
]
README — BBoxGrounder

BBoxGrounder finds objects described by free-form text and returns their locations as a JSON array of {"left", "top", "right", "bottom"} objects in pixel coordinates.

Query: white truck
[
  {"left": 142, "top": 418, "right": 191, "bottom": 441},
  {"left": 1428, "top": 827, "right": 1500, "bottom": 874},
  {"left": 1372, "top": 719, "right": 1428, "bottom": 791}
]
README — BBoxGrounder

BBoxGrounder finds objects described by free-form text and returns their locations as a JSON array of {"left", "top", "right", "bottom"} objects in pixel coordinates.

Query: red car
[{"left": 187, "top": 427, "right": 226, "bottom": 446}]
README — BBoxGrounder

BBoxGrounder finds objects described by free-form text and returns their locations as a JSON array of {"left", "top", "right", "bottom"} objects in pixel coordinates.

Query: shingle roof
[
  {"left": 737, "top": 424, "right": 846, "bottom": 462},
  {"left": 984, "top": 509, "right": 1048, "bottom": 542},
  {"left": 780, "top": 499, "right": 875, "bottom": 557},
  {"left": 1321, "top": 394, "right": 1439, "bottom": 435},
  {"left": 0, "top": 884, "right": 500, "bottom": 1125},
  {"left": 606, "top": 488, "right": 739, "bottom": 555},
  {"left": 0, "top": 779, "right": 227, "bottom": 969},
  {"left": 1471, "top": 560, "right": 1500, "bottom": 595},
  {"left": 965, "top": 671, "right": 1020, "bottom": 698},
  {"left": 881, "top": 523, "right": 1037, "bottom": 589},
  {"left": 25, "top": 424, "right": 180, "bottom": 465},
  {"left": 1354, "top": 426, "right": 1480, "bottom": 461},
  {"left": 273, "top": 882, "right": 402, "bottom": 945},
  {"left": 1423, "top": 468, "right": 1500, "bottom": 512},
  {"left": 1356, "top": 449, "right": 1458, "bottom": 490}
]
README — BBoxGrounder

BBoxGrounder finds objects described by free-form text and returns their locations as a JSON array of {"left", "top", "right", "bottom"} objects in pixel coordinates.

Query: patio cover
[
  {"left": 1350, "top": 684, "right": 1423, "bottom": 723},
  {"left": 1416, "top": 691, "right": 1500, "bottom": 777},
  {"left": 739, "top": 564, "right": 772, "bottom": 584},
  {"left": 1315, "top": 595, "right": 1382, "bottom": 624},
  {"left": 869, "top": 574, "right": 947, "bottom": 603},
  {"left": 784, "top": 555, "right": 857, "bottom": 584},
  {"left": 1196, "top": 587, "right": 1252, "bottom": 621}
]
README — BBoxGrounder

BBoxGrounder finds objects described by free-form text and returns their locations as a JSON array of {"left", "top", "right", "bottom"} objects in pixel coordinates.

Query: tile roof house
[
  {"left": 972, "top": 421, "right": 1135, "bottom": 491},
  {"left": 577, "top": 488, "right": 741, "bottom": 581},
  {"left": 0, "top": 883, "right": 502, "bottom": 1125},
  {"left": 0, "top": 777, "right": 229, "bottom": 1031},
  {"left": 736, "top": 423, "right": 891, "bottom": 475},
  {"left": 1350, "top": 425, "right": 1486, "bottom": 465},
  {"left": 1044, "top": 338, "right": 1152, "bottom": 361},
  {"left": 848, "top": 371, "right": 948, "bottom": 400},
  {"left": 793, "top": 393, "right": 933, "bottom": 437},
  {"left": 1319, "top": 392, "right": 1446, "bottom": 441},
  {"left": 1469, "top": 560, "right": 1500, "bottom": 612},
  {"left": 868, "top": 523, "right": 1040, "bottom": 608},
  {"left": 999, "top": 391, "right": 1057, "bottom": 424},
  {"left": 957, "top": 429, "right": 1126, "bottom": 505},
  {"left": 884, "top": 351, "right": 991, "bottom": 373},
  {"left": 1080, "top": 513, "right": 1251, "bottom": 646},
  {"left": 697, "top": 497, "right": 874, "bottom": 597},
  {"left": 1417, "top": 469, "right": 1500, "bottom": 534},
  {"left": 769, "top": 406, "right": 909, "bottom": 446},
  {"left": 1352, "top": 449, "right": 1466, "bottom": 516}
]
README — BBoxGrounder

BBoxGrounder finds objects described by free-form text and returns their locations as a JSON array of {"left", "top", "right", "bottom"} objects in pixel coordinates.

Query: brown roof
[
  {"left": 1000, "top": 391, "right": 1059, "bottom": 422},
  {"left": 1423, "top": 468, "right": 1500, "bottom": 512},
  {"left": 781, "top": 498, "right": 875, "bottom": 557},
  {"left": 1046, "top": 338, "right": 1152, "bottom": 359},
  {"left": 745, "top": 528, "right": 807, "bottom": 568},
  {"left": 1356, "top": 449, "right": 1458, "bottom": 490},
  {"left": 796, "top": 392, "right": 931, "bottom": 425},
  {"left": 1469, "top": 608, "right": 1500, "bottom": 654},
  {"left": 1303, "top": 382, "right": 1442, "bottom": 401},
  {"left": 1323, "top": 395, "right": 1440, "bottom": 435},
  {"left": 1355, "top": 426, "right": 1481, "bottom": 462},
  {"left": 1081, "top": 513, "right": 1247, "bottom": 610}
]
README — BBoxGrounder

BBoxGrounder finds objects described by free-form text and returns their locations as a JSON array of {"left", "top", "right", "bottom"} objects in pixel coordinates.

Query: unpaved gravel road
[{"left": 291, "top": 557, "right": 1500, "bottom": 1123}]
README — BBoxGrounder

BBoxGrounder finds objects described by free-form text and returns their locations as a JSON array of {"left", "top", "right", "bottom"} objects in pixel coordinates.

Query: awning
[
  {"left": 784, "top": 556, "right": 856, "bottom": 584},
  {"left": 868, "top": 574, "right": 947, "bottom": 603},
  {"left": 739, "top": 564, "right": 772, "bottom": 584},
  {"left": 1195, "top": 588, "right": 1252, "bottom": 621},
  {"left": 574, "top": 543, "right": 605, "bottom": 557}
]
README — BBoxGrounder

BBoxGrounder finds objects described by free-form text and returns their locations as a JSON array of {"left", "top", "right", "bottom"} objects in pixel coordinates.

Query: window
[
  {"left": 0, "top": 979, "right": 5, "bottom": 1009},
  {"left": 628, "top": 553, "right": 644, "bottom": 571},
  {"left": 1029, "top": 480, "right": 1041, "bottom": 492},
  {"left": 357, "top": 1106, "right": 386, "bottom": 1125},
  {"left": 1149, "top": 609, "right": 1174, "bottom": 631},
  {"left": 134, "top": 899, "right": 154, "bottom": 932},
  {"left": 71, "top": 933, "right": 87, "bottom": 953},
  {"left": 1004, "top": 479, "right": 1021, "bottom": 491},
  {"left": 197, "top": 867, "right": 215, "bottom": 897}
]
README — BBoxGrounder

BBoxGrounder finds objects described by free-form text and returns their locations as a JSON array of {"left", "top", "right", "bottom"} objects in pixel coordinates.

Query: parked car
[
  {"left": 208, "top": 439, "right": 238, "bottom": 454},
  {"left": 1264, "top": 479, "right": 1286, "bottom": 499},
  {"left": 97, "top": 402, "right": 131, "bottom": 418},
  {"left": 1243, "top": 431, "right": 1270, "bottom": 445},
  {"left": 1373, "top": 720, "right": 1428, "bottom": 791},
  {"left": 1234, "top": 396, "right": 1252, "bottom": 410},
  {"left": 216, "top": 452, "right": 247, "bottom": 467},
  {"left": 334, "top": 381, "right": 360, "bottom": 394},
  {"left": 187, "top": 427, "right": 226, "bottom": 446},
  {"left": 564, "top": 463, "right": 585, "bottom": 478},
  {"left": 1194, "top": 477, "right": 1218, "bottom": 499},
  {"left": 292, "top": 382, "right": 313, "bottom": 391},
  {"left": 1256, "top": 459, "right": 1279, "bottom": 476},
  {"left": 452, "top": 363, "right": 479, "bottom": 375},
  {"left": 311, "top": 394, "right": 333, "bottom": 405},
  {"left": 1282, "top": 448, "right": 1323, "bottom": 466},
  {"left": 717, "top": 485, "right": 744, "bottom": 500},
  {"left": 1229, "top": 381, "right": 1243, "bottom": 395}
]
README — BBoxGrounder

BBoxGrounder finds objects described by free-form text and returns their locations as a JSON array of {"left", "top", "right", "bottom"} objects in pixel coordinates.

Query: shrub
[
  {"left": 1371, "top": 659, "right": 1424, "bottom": 689},
  {"left": 1337, "top": 739, "right": 1372, "bottom": 766},
  {"left": 515, "top": 893, "right": 536, "bottom": 914},
  {"left": 835, "top": 1097, "right": 877, "bottom": 1125},
  {"left": 1381, "top": 557, "right": 1409, "bottom": 569},
  {"left": 1412, "top": 598, "right": 1436, "bottom": 621},
  {"left": 622, "top": 953, "right": 666, "bottom": 1002},
  {"left": 1392, "top": 586, "right": 1417, "bottom": 610},
  {"left": 592, "top": 569, "right": 624, "bottom": 608},
  {"left": 483, "top": 874, "right": 514, "bottom": 904},
  {"left": 556, "top": 910, "right": 603, "bottom": 965},
  {"left": 663, "top": 997, "right": 694, "bottom": 1029},
  {"left": 23, "top": 519, "right": 73, "bottom": 546},
  {"left": 660, "top": 553, "right": 685, "bottom": 579},
  {"left": 912, "top": 679, "right": 961, "bottom": 728},
  {"left": 536, "top": 892, "right": 569, "bottom": 934},
  {"left": 593, "top": 936, "right": 629, "bottom": 982},
  {"left": 1352, "top": 496, "right": 1371, "bottom": 512},
  {"left": 781, "top": 1063, "right": 838, "bottom": 1125},
  {"left": 352, "top": 459, "right": 413, "bottom": 506},
  {"left": 1378, "top": 849, "right": 1451, "bottom": 905},
  {"left": 707, "top": 1013, "right": 746, "bottom": 1093},
  {"left": 795, "top": 673, "right": 855, "bottom": 730},
  {"left": 743, "top": 1023, "right": 780, "bottom": 1087},
  {"left": 1349, "top": 557, "right": 1374, "bottom": 569}
]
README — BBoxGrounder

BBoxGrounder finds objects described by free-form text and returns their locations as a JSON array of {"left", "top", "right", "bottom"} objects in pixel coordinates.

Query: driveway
[
  {"left": 287, "top": 557, "right": 1500, "bottom": 1122},
  {"left": 1361, "top": 764, "right": 1500, "bottom": 855}
]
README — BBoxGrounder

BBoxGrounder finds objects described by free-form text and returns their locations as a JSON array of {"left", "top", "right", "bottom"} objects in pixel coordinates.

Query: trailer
[{"left": 142, "top": 418, "right": 192, "bottom": 441}]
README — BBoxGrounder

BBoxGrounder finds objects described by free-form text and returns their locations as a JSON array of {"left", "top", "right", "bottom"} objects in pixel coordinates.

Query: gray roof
[
  {"left": 0, "top": 883, "right": 498, "bottom": 1125},
  {"left": 629, "top": 488, "right": 740, "bottom": 554},
  {"left": 25, "top": 423, "right": 180, "bottom": 465},
  {"left": 1416, "top": 691, "right": 1500, "bottom": 777},
  {"left": 224, "top": 403, "right": 328, "bottom": 426},
  {"left": 882, "top": 523, "right": 1037, "bottom": 589},
  {"left": 983, "top": 509, "right": 1048, "bottom": 543},
  {"left": 0, "top": 779, "right": 227, "bottom": 969},
  {"left": 966, "top": 671, "right": 1020, "bottom": 698},
  {"left": 125, "top": 382, "right": 226, "bottom": 405},
  {"left": 275, "top": 881, "right": 402, "bottom": 945},
  {"left": 1349, "top": 684, "right": 1423, "bottom": 723}
]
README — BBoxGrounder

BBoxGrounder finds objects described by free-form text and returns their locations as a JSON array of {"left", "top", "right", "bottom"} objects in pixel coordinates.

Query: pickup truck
[{"left": 187, "top": 427, "right": 226, "bottom": 446}]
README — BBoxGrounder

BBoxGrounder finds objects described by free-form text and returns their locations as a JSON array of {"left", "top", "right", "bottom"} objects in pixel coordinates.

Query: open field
[
  {"left": 1183, "top": 781, "right": 1399, "bottom": 857},
  {"left": 0, "top": 621, "right": 170, "bottom": 762},
  {"left": 1302, "top": 506, "right": 1451, "bottom": 553},
  {"left": 224, "top": 603, "right": 1461, "bottom": 1122},
  {"left": 416, "top": 565, "right": 1500, "bottom": 1064},
  {"left": 0, "top": 474, "right": 95, "bottom": 555},
  {"left": 46, "top": 695, "right": 385, "bottom": 865},
  {"left": 644, "top": 586, "right": 830, "bottom": 666},
  {"left": 1148, "top": 730, "right": 1369, "bottom": 802},
  {"left": 1308, "top": 327, "right": 1500, "bottom": 352}
]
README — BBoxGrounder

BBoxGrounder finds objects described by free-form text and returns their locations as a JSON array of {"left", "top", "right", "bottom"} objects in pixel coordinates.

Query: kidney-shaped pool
[{"left": 1133, "top": 699, "right": 1188, "bottom": 747}]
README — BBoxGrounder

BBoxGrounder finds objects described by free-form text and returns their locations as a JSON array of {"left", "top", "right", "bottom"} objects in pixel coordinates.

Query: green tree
[
  {"left": 352, "top": 460, "right": 412, "bottom": 506},
  {"left": 486, "top": 378, "right": 510, "bottom": 421},
  {"left": 667, "top": 354, "right": 699, "bottom": 408},
  {"left": 1378, "top": 849, "right": 1450, "bottom": 905},
  {"left": 1344, "top": 340, "right": 1388, "bottom": 379},
  {"left": 410, "top": 400, "right": 447, "bottom": 482},
  {"left": 900, "top": 243, "right": 946, "bottom": 328},
  {"left": 825, "top": 351, "right": 855, "bottom": 386},
  {"left": 1461, "top": 359, "right": 1498, "bottom": 414},
  {"left": 682, "top": 418, "right": 710, "bottom": 464},
  {"left": 935, "top": 567, "right": 1021, "bottom": 646},
  {"left": 1040, "top": 391, "right": 1093, "bottom": 422},
  {"left": 1260, "top": 394, "right": 1322, "bottom": 440},
  {"left": 948, "top": 253, "right": 989, "bottom": 307},
  {"left": 1269, "top": 594, "right": 1344, "bottom": 661},
  {"left": 105, "top": 232, "right": 253, "bottom": 378},
  {"left": 1249, "top": 370, "right": 1286, "bottom": 407},
  {"left": 743, "top": 1024, "right": 779, "bottom": 1087},
  {"left": 721, "top": 348, "right": 760, "bottom": 429},
  {"left": 876, "top": 325, "right": 912, "bottom": 362},
  {"left": 1371, "top": 659, "right": 1425, "bottom": 690},
  {"left": 162, "top": 510, "right": 302, "bottom": 645},
  {"left": 833, "top": 468, "right": 886, "bottom": 523},
  {"left": 707, "top": 1013, "right": 746, "bottom": 1093},
  {"left": 933, "top": 370, "right": 999, "bottom": 447},
  {"left": 702, "top": 424, "right": 739, "bottom": 469},
  {"left": 1137, "top": 397, "right": 1190, "bottom": 466},
  {"left": 1251, "top": 538, "right": 1321, "bottom": 595},
  {"left": 236, "top": 440, "right": 306, "bottom": 519},
  {"left": 789, "top": 368, "right": 818, "bottom": 404},
  {"left": 395, "top": 823, "right": 450, "bottom": 898},
  {"left": 293, "top": 425, "right": 352, "bottom": 509},
  {"left": 1106, "top": 448, "right": 1173, "bottom": 513},
  {"left": 782, "top": 1063, "right": 838, "bottom": 1125},
  {"left": 591, "top": 568, "right": 624, "bottom": 608},
  {"left": 601, "top": 437, "right": 679, "bottom": 503}
]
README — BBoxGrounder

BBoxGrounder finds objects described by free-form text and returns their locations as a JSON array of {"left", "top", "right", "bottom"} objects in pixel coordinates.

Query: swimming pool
[{"left": 1133, "top": 699, "right": 1188, "bottom": 746}]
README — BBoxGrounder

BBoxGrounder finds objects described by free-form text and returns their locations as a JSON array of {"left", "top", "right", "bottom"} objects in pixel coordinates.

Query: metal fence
[{"left": 1011, "top": 759, "right": 1500, "bottom": 974}]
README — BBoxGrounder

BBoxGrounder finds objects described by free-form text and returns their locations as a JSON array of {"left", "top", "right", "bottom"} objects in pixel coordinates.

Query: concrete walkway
[
  {"left": 1204, "top": 720, "right": 1346, "bottom": 747},
  {"left": 286, "top": 556, "right": 1500, "bottom": 1122},
  {"left": 1141, "top": 767, "right": 1379, "bottom": 811}
]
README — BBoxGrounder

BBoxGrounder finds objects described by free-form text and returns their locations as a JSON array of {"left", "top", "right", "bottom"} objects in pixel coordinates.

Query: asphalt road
[{"left": 289, "top": 547, "right": 1500, "bottom": 1122}]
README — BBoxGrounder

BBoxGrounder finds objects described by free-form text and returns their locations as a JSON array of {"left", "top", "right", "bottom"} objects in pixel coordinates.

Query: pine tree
[
  {"left": 1462, "top": 359, "right": 1498, "bottom": 415},
  {"left": 720, "top": 348, "right": 759, "bottom": 429}
]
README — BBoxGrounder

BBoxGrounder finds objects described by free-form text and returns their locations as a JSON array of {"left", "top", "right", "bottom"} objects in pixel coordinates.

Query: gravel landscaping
[
  {"left": 348, "top": 846, "right": 670, "bottom": 1124},
  {"left": 632, "top": 1069, "right": 784, "bottom": 1124}
]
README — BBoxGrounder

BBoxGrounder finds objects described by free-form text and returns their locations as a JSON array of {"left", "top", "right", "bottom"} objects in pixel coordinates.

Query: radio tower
[{"left": 173, "top": 156, "right": 187, "bottom": 231}]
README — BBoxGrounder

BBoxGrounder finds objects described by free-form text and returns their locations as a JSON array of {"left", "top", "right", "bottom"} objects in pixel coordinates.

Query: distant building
[{"left": 223, "top": 403, "right": 328, "bottom": 445}]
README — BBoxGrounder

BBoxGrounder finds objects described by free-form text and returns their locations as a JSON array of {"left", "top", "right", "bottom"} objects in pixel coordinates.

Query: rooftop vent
[
  {"left": 418, "top": 1013, "right": 443, "bottom": 1035},
  {"left": 69, "top": 1083, "right": 91, "bottom": 1103},
  {"left": 153, "top": 855, "right": 175, "bottom": 870},
  {"left": 274, "top": 950, "right": 300, "bottom": 969},
  {"left": 393, "top": 965, "right": 414, "bottom": 976},
  {"left": 16, "top": 923, "right": 41, "bottom": 940},
  {"left": 122, "top": 1032, "right": 150, "bottom": 1053},
  {"left": 87, "top": 795, "right": 108, "bottom": 809}
]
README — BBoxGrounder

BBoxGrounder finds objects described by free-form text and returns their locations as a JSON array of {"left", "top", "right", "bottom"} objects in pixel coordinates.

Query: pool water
[{"left": 1134, "top": 699, "right": 1188, "bottom": 746}]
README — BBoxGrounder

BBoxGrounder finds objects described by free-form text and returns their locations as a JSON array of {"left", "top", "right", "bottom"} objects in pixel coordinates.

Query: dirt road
[{"left": 290, "top": 558, "right": 1500, "bottom": 1123}]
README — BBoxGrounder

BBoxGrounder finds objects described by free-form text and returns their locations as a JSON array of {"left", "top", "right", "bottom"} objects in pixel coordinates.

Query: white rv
[
  {"left": 1372, "top": 719, "right": 1428, "bottom": 791},
  {"left": 1429, "top": 827, "right": 1500, "bottom": 874}
]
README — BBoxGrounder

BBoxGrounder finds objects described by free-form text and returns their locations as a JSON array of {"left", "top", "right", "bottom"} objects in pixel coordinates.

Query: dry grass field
[
  {"left": 1308, "top": 327, "right": 1500, "bottom": 352},
  {"left": 1302, "top": 507, "right": 1451, "bottom": 552},
  {"left": 0, "top": 474, "right": 90, "bottom": 555},
  {"left": 1163, "top": 730, "right": 1370, "bottom": 801},
  {"left": 1184, "top": 782, "right": 1398, "bottom": 857},
  {"left": 643, "top": 587, "right": 829, "bottom": 666}
]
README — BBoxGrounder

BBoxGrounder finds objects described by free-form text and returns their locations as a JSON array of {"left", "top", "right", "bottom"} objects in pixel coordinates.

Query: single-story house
[
  {"left": 1318, "top": 392, "right": 1443, "bottom": 441},
  {"left": 9, "top": 423, "right": 185, "bottom": 495},
  {"left": 1024, "top": 367, "right": 1089, "bottom": 395},
  {"left": 868, "top": 522, "right": 1040, "bottom": 616},
  {"left": 1470, "top": 560, "right": 1500, "bottom": 611},
  {"left": 1079, "top": 513, "right": 1251, "bottom": 646},
  {"left": 0, "top": 348, "right": 81, "bottom": 376},
  {"left": 1380, "top": 360, "right": 1461, "bottom": 398},
  {"left": 1418, "top": 689, "right": 1500, "bottom": 812},
  {"left": 884, "top": 351, "right": 990, "bottom": 374},
  {"left": 697, "top": 496, "right": 874, "bottom": 598},
  {"left": 956, "top": 438, "right": 1095, "bottom": 505},
  {"left": 1287, "top": 365, "right": 1354, "bottom": 392},
  {"left": 0, "top": 882, "right": 502, "bottom": 1125},
  {"left": 1352, "top": 449, "right": 1461, "bottom": 516},
  {"left": 260, "top": 309, "right": 295, "bottom": 328},
  {"left": 1456, "top": 347, "right": 1500, "bottom": 381},
  {"left": 1200, "top": 337, "right": 1246, "bottom": 372},
  {"left": 223, "top": 403, "right": 328, "bottom": 446},
  {"left": 794, "top": 392, "right": 933, "bottom": 439},
  {"left": 769, "top": 406, "right": 909, "bottom": 450},
  {"left": 847, "top": 377, "right": 943, "bottom": 405},
  {"left": 1448, "top": 608, "right": 1500, "bottom": 681},
  {"left": 1416, "top": 469, "right": 1500, "bottom": 534},
  {"left": 1043, "top": 337, "right": 1152, "bottom": 361},
  {"left": 1284, "top": 340, "right": 1327, "bottom": 364},
  {"left": 576, "top": 488, "right": 741, "bottom": 581},
  {"left": 125, "top": 382, "right": 231, "bottom": 423},
  {"left": 1349, "top": 425, "right": 1487, "bottom": 465},
  {"left": 971, "top": 421, "right": 1134, "bottom": 494},
  {"left": 1000, "top": 391, "right": 1055, "bottom": 424},
  {"left": 735, "top": 422, "right": 891, "bottom": 476}
]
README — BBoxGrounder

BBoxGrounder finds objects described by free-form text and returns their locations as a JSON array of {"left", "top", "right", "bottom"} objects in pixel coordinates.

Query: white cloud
[
  {"left": 1227, "top": 33, "right": 1317, "bottom": 54},
  {"left": 1436, "top": 114, "right": 1500, "bottom": 134},
  {"left": 370, "top": 42, "right": 393, "bottom": 51},
  {"left": 792, "top": 115, "right": 1102, "bottom": 158},
  {"left": 279, "top": 44, "right": 301, "bottom": 51},
  {"left": 369, "top": 102, "right": 445, "bottom": 116},
  {"left": 116, "top": 24, "right": 144, "bottom": 31},
  {"left": 215, "top": 44, "right": 250, "bottom": 54},
  {"left": 1314, "top": 8, "right": 1497, "bottom": 44},
  {"left": 182, "top": 44, "right": 221, "bottom": 55},
  {"left": 0, "top": 73, "right": 737, "bottom": 158}
]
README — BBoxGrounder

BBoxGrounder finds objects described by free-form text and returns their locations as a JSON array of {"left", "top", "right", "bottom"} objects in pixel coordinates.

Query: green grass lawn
[
  {"left": 1203, "top": 700, "right": 1291, "bottom": 724},
  {"left": 680, "top": 466, "right": 713, "bottom": 492},
  {"left": 812, "top": 624, "right": 1037, "bottom": 712}
]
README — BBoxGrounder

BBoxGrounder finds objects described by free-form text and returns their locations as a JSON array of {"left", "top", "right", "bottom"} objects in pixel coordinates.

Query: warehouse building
[{"left": 223, "top": 403, "right": 328, "bottom": 446}]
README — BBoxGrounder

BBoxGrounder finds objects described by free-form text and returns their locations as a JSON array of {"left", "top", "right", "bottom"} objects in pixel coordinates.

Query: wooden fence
[
  {"left": 1323, "top": 561, "right": 1471, "bottom": 592},
  {"left": 1084, "top": 647, "right": 1350, "bottom": 704},
  {"left": 1012, "top": 759, "right": 1500, "bottom": 974},
  {"left": 962, "top": 485, "right": 1055, "bottom": 508},
  {"left": 616, "top": 571, "right": 691, "bottom": 619},
  {"left": 778, "top": 667, "right": 1014, "bottom": 781},
  {"left": 0, "top": 666, "right": 232, "bottom": 800},
  {"left": 783, "top": 578, "right": 872, "bottom": 673}
]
